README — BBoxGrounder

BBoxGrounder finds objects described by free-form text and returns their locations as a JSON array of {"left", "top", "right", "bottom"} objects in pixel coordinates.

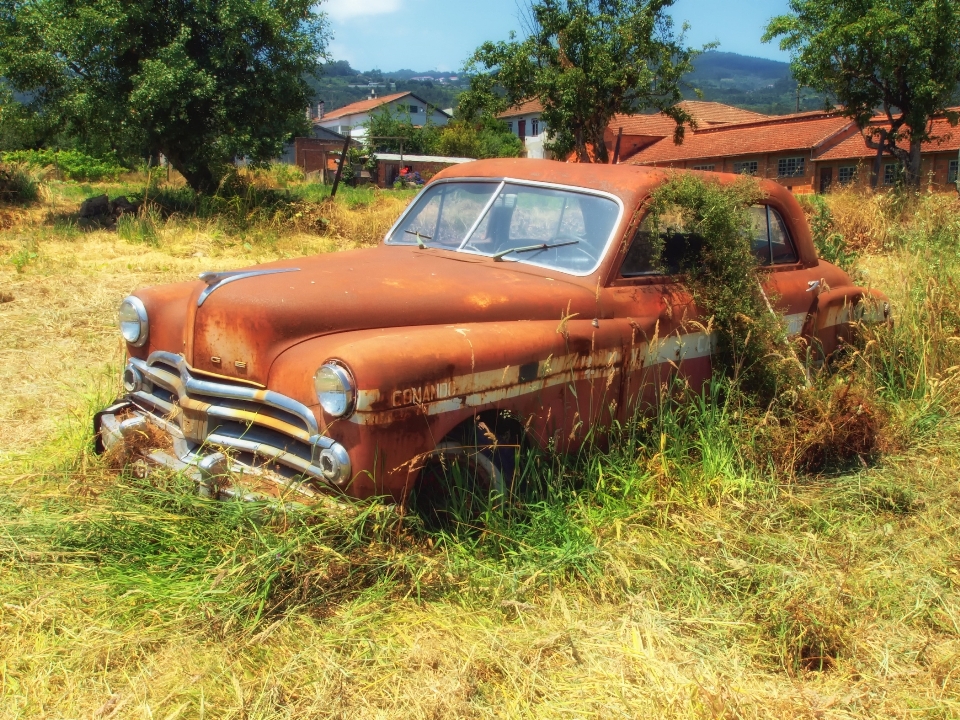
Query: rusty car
[{"left": 96, "top": 159, "right": 888, "bottom": 509}]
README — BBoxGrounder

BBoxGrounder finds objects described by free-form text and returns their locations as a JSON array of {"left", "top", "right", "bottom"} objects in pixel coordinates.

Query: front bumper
[{"left": 95, "top": 351, "right": 353, "bottom": 501}]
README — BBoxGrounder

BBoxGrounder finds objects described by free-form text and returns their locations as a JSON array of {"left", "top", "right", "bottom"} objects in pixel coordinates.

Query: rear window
[{"left": 621, "top": 205, "right": 798, "bottom": 278}]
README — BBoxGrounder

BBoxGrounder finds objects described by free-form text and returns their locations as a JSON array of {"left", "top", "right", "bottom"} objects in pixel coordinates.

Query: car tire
[{"left": 411, "top": 418, "right": 518, "bottom": 530}]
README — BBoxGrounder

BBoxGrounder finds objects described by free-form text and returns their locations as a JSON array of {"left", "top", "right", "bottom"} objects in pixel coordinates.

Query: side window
[
  {"left": 750, "top": 205, "right": 799, "bottom": 266},
  {"left": 748, "top": 206, "right": 770, "bottom": 263},
  {"left": 769, "top": 209, "right": 799, "bottom": 264},
  {"left": 620, "top": 215, "right": 704, "bottom": 277}
]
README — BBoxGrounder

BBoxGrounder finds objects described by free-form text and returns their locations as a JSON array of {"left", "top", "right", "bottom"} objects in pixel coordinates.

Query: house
[
  {"left": 291, "top": 126, "right": 360, "bottom": 180},
  {"left": 498, "top": 99, "right": 771, "bottom": 162},
  {"left": 811, "top": 113, "right": 960, "bottom": 192},
  {"left": 498, "top": 100, "right": 548, "bottom": 159},
  {"left": 626, "top": 111, "right": 861, "bottom": 193},
  {"left": 314, "top": 91, "right": 451, "bottom": 140},
  {"left": 626, "top": 107, "right": 960, "bottom": 193}
]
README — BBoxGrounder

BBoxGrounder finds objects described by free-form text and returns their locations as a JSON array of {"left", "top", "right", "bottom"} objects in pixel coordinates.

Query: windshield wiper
[
  {"left": 492, "top": 240, "right": 579, "bottom": 261},
  {"left": 404, "top": 230, "right": 432, "bottom": 249}
]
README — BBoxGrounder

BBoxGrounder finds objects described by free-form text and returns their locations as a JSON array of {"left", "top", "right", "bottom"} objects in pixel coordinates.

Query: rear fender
[{"left": 805, "top": 286, "right": 890, "bottom": 360}]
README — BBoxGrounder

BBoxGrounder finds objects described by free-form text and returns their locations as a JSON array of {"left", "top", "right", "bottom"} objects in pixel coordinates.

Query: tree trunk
[
  {"left": 165, "top": 150, "right": 219, "bottom": 194},
  {"left": 903, "top": 137, "right": 924, "bottom": 188}
]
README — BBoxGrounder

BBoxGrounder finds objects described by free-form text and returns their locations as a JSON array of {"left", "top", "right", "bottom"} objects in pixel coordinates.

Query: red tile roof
[
  {"left": 501, "top": 100, "right": 768, "bottom": 133},
  {"left": 628, "top": 112, "right": 854, "bottom": 165},
  {"left": 816, "top": 114, "right": 960, "bottom": 161},
  {"left": 498, "top": 99, "right": 544, "bottom": 118},
  {"left": 674, "top": 100, "right": 769, "bottom": 126},
  {"left": 321, "top": 92, "right": 414, "bottom": 121}
]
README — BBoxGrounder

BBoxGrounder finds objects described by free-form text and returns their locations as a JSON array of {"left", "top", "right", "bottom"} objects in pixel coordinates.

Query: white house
[
  {"left": 498, "top": 99, "right": 549, "bottom": 159},
  {"left": 315, "top": 91, "right": 451, "bottom": 141}
]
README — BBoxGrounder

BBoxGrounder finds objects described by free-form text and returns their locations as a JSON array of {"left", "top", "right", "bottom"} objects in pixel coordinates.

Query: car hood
[{"left": 168, "top": 245, "right": 600, "bottom": 385}]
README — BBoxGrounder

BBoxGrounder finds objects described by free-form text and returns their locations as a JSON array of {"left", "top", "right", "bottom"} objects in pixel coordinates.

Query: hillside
[{"left": 310, "top": 52, "right": 826, "bottom": 118}]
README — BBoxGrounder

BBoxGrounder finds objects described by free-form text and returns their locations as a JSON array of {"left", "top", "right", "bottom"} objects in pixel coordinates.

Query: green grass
[{"left": 1, "top": 184, "right": 959, "bottom": 717}]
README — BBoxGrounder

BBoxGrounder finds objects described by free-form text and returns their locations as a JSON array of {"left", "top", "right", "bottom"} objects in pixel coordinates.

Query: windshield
[{"left": 386, "top": 181, "right": 622, "bottom": 275}]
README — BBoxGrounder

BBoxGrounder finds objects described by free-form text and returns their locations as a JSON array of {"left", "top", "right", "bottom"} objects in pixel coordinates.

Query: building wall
[
  {"left": 503, "top": 113, "right": 548, "bottom": 159},
  {"left": 813, "top": 152, "right": 960, "bottom": 192},
  {"left": 644, "top": 152, "right": 818, "bottom": 193}
]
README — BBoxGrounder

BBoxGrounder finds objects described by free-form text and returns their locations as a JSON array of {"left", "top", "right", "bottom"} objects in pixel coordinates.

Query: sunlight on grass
[{"left": 0, "top": 178, "right": 959, "bottom": 718}]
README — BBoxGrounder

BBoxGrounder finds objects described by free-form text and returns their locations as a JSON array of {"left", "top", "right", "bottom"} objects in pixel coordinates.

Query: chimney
[
  {"left": 305, "top": 105, "right": 312, "bottom": 120},
  {"left": 318, "top": 101, "right": 325, "bottom": 119}
]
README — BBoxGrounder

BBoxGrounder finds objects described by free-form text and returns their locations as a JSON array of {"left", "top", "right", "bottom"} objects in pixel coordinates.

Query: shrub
[
  {"left": 646, "top": 173, "right": 804, "bottom": 403},
  {"left": 0, "top": 162, "right": 39, "bottom": 203},
  {"left": 798, "top": 193, "right": 858, "bottom": 272},
  {"left": 1, "top": 149, "right": 125, "bottom": 182}
]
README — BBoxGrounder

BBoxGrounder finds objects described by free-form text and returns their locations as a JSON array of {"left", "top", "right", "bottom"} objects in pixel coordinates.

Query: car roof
[{"left": 427, "top": 159, "right": 817, "bottom": 270}]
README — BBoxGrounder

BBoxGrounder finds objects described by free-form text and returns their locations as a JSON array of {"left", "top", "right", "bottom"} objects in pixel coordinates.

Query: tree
[
  {"left": 0, "top": 0, "right": 327, "bottom": 192},
  {"left": 364, "top": 108, "right": 523, "bottom": 160},
  {"left": 435, "top": 117, "right": 524, "bottom": 159},
  {"left": 460, "top": 0, "right": 699, "bottom": 163},
  {"left": 366, "top": 108, "right": 442, "bottom": 156},
  {"left": 764, "top": 0, "right": 960, "bottom": 188}
]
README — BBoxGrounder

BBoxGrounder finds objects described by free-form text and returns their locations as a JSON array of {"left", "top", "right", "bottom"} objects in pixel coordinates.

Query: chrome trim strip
[
  {"left": 206, "top": 433, "right": 325, "bottom": 484},
  {"left": 197, "top": 267, "right": 300, "bottom": 307},
  {"left": 138, "top": 351, "right": 320, "bottom": 436},
  {"left": 457, "top": 180, "right": 506, "bottom": 250}
]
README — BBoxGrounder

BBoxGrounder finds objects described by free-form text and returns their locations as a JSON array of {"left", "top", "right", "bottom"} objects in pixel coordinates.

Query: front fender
[{"left": 267, "top": 319, "right": 642, "bottom": 497}]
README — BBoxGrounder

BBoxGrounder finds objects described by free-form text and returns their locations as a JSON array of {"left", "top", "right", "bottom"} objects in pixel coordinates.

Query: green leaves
[
  {"left": 461, "top": 0, "right": 699, "bottom": 163},
  {"left": 764, "top": 0, "right": 960, "bottom": 186},
  {"left": 0, "top": 0, "right": 329, "bottom": 192}
]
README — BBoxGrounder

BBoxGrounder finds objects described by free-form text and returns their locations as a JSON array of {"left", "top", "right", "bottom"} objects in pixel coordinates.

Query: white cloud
[{"left": 325, "top": 0, "right": 403, "bottom": 21}]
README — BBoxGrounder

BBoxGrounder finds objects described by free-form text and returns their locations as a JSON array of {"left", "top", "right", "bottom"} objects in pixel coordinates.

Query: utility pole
[{"left": 330, "top": 134, "right": 351, "bottom": 198}]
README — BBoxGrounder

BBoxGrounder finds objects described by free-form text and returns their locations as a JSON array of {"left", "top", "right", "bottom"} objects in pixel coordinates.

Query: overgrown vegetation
[
  {"left": 0, "top": 163, "right": 39, "bottom": 204},
  {"left": 1, "top": 179, "right": 959, "bottom": 716},
  {"left": 2, "top": 148, "right": 125, "bottom": 182},
  {"left": 646, "top": 174, "right": 801, "bottom": 402},
  {"left": 366, "top": 107, "right": 523, "bottom": 159}
]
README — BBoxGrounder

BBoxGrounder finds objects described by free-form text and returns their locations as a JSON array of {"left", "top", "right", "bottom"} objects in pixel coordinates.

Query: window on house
[
  {"left": 949, "top": 160, "right": 959, "bottom": 184},
  {"left": 777, "top": 157, "right": 806, "bottom": 177},
  {"left": 733, "top": 160, "right": 759, "bottom": 176},
  {"left": 838, "top": 166, "right": 857, "bottom": 185},
  {"left": 531, "top": 118, "right": 540, "bottom": 136},
  {"left": 408, "top": 105, "right": 421, "bottom": 114},
  {"left": 692, "top": 164, "right": 716, "bottom": 171},
  {"left": 506, "top": 121, "right": 514, "bottom": 133},
  {"left": 884, "top": 163, "right": 902, "bottom": 186}
]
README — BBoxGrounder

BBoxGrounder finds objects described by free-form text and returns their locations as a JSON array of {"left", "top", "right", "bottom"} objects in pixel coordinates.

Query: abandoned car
[{"left": 96, "top": 159, "right": 888, "bottom": 505}]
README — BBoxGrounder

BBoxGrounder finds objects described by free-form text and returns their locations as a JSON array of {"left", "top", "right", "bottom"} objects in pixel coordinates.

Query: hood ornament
[{"left": 197, "top": 268, "right": 301, "bottom": 307}]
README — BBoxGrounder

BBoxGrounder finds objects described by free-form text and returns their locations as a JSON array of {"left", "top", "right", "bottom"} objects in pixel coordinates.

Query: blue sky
[{"left": 323, "top": 0, "right": 794, "bottom": 72}]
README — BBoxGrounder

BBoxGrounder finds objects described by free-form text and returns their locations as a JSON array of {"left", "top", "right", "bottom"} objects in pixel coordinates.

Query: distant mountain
[
  {"left": 688, "top": 51, "right": 792, "bottom": 88},
  {"left": 684, "top": 51, "right": 832, "bottom": 114},
  {"left": 310, "top": 52, "right": 830, "bottom": 119}
]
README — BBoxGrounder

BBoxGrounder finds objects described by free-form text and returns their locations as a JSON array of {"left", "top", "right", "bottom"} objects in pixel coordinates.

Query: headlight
[
  {"left": 314, "top": 362, "right": 356, "bottom": 418},
  {"left": 119, "top": 296, "right": 149, "bottom": 347}
]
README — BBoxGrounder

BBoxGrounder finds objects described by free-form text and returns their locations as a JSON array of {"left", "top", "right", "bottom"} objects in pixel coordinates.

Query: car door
[
  {"left": 603, "top": 214, "right": 712, "bottom": 422},
  {"left": 750, "top": 204, "right": 824, "bottom": 351}
]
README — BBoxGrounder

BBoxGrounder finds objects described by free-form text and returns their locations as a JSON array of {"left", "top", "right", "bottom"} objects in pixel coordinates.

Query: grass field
[{"left": 1, "top": 171, "right": 959, "bottom": 719}]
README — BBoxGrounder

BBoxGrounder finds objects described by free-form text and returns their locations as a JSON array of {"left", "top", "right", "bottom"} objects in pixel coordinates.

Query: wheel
[{"left": 411, "top": 417, "right": 521, "bottom": 531}]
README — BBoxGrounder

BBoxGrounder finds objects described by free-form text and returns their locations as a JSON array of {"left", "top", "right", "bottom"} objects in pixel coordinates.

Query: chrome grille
[{"left": 127, "top": 351, "right": 324, "bottom": 481}]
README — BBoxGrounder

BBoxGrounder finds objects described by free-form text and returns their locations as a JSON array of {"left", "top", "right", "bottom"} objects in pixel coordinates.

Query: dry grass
[{"left": 1, "top": 181, "right": 959, "bottom": 718}]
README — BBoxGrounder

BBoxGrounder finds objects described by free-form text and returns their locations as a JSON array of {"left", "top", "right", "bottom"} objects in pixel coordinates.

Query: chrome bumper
[{"left": 95, "top": 351, "right": 353, "bottom": 501}]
